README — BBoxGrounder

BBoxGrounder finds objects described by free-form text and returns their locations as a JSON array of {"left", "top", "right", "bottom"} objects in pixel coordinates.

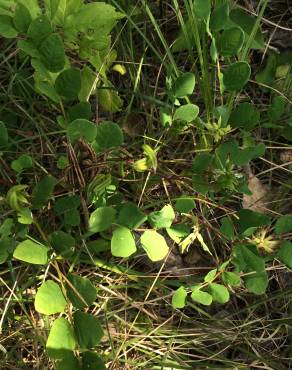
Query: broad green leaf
[
  {"left": 233, "top": 244, "right": 268, "bottom": 294},
  {"left": 192, "top": 153, "right": 213, "bottom": 173},
  {"left": 13, "top": 239, "right": 48, "bottom": 265},
  {"left": 230, "top": 8, "right": 265, "bottom": 49},
  {"left": 27, "top": 15, "right": 52, "bottom": 46},
  {"left": 67, "top": 119, "right": 97, "bottom": 143},
  {"left": 117, "top": 202, "right": 147, "bottom": 229},
  {"left": 0, "top": 121, "right": 8, "bottom": 146},
  {"left": 81, "top": 351, "right": 106, "bottom": 370},
  {"left": 0, "top": 15, "right": 17, "bottom": 38},
  {"left": 46, "top": 318, "right": 76, "bottom": 359},
  {"left": 39, "top": 33, "right": 65, "bottom": 73},
  {"left": 268, "top": 96, "right": 286, "bottom": 122},
  {"left": 50, "top": 231, "right": 75, "bottom": 257},
  {"left": 222, "top": 271, "right": 241, "bottom": 287},
  {"left": 210, "top": 2, "right": 229, "bottom": 31},
  {"left": 218, "top": 27, "right": 244, "bottom": 56},
  {"left": 56, "top": 353, "right": 81, "bottom": 370},
  {"left": 148, "top": 204, "right": 175, "bottom": 229},
  {"left": 233, "top": 244, "right": 265, "bottom": 273},
  {"left": 220, "top": 217, "right": 235, "bottom": 240},
  {"left": 55, "top": 68, "right": 81, "bottom": 100},
  {"left": 68, "top": 102, "right": 91, "bottom": 122},
  {"left": 11, "top": 154, "right": 33, "bottom": 173},
  {"left": 275, "top": 215, "right": 292, "bottom": 235},
  {"left": 54, "top": 195, "right": 80, "bottom": 226},
  {"left": 173, "top": 73, "right": 196, "bottom": 98},
  {"left": 245, "top": 270, "right": 268, "bottom": 295},
  {"left": 73, "top": 311, "right": 103, "bottom": 349},
  {"left": 237, "top": 209, "right": 270, "bottom": 235},
  {"left": 140, "top": 230, "right": 169, "bottom": 262},
  {"left": 67, "top": 274, "right": 97, "bottom": 309},
  {"left": 64, "top": 2, "right": 124, "bottom": 38},
  {"left": 223, "top": 62, "right": 251, "bottom": 91},
  {"left": 277, "top": 241, "right": 292, "bottom": 269},
  {"left": 17, "top": 208, "right": 33, "bottom": 225},
  {"left": 191, "top": 288, "right": 212, "bottom": 306},
  {"left": 193, "top": 0, "right": 211, "bottom": 21},
  {"left": 231, "top": 143, "right": 266, "bottom": 166},
  {"left": 204, "top": 269, "right": 217, "bottom": 283},
  {"left": 172, "top": 286, "right": 187, "bottom": 309},
  {"left": 88, "top": 206, "right": 116, "bottom": 233},
  {"left": 54, "top": 195, "right": 80, "bottom": 214},
  {"left": 173, "top": 104, "right": 199, "bottom": 122},
  {"left": 98, "top": 86, "right": 123, "bottom": 113},
  {"left": 32, "top": 175, "right": 57, "bottom": 209},
  {"left": 94, "top": 121, "right": 124, "bottom": 152},
  {"left": 35, "top": 280, "right": 67, "bottom": 315},
  {"left": 13, "top": 3, "right": 31, "bottom": 33},
  {"left": 229, "top": 102, "right": 260, "bottom": 130},
  {"left": 209, "top": 283, "right": 230, "bottom": 304},
  {"left": 166, "top": 224, "right": 191, "bottom": 244},
  {"left": 175, "top": 196, "right": 195, "bottom": 213},
  {"left": 111, "top": 226, "right": 136, "bottom": 258}
]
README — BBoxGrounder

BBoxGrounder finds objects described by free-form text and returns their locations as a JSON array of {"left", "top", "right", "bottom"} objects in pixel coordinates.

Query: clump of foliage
[{"left": 0, "top": 0, "right": 292, "bottom": 369}]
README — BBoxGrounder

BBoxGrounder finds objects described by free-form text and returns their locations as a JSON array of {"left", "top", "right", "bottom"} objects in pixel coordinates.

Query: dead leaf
[{"left": 242, "top": 170, "right": 271, "bottom": 214}]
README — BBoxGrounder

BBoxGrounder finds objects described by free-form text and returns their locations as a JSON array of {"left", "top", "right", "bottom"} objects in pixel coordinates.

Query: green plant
[{"left": 1, "top": 0, "right": 292, "bottom": 368}]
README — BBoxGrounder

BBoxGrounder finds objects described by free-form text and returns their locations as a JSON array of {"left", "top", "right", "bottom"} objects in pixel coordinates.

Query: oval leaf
[
  {"left": 174, "top": 72, "right": 196, "bottom": 98},
  {"left": 208, "top": 283, "right": 230, "bottom": 304},
  {"left": 148, "top": 204, "right": 175, "bottom": 229},
  {"left": 172, "top": 286, "right": 187, "bottom": 309},
  {"left": 191, "top": 288, "right": 213, "bottom": 306},
  {"left": 111, "top": 226, "right": 137, "bottom": 258},
  {"left": 88, "top": 206, "right": 116, "bottom": 233},
  {"left": 55, "top": 68, "right": 81, "bottom": 100},
  {"left": 223, "top": 62, "right": 251, "bottom": 92},
  {"left": 95, "top": 121, "right": 124, "bottom": 153},
  {"left": 140, "top": 230, "right": 169, "bottom": 262},
  {"left": 218, "top": 27, "right": 244, "bottom": 56},
  {"left": 67, "top": 119, "right": 97, "bottom": 143},
  {"left": 173, "top": 104, "right": 199, "bottom": 122},
  {"left": 13, "top": 239, "right": 48, "bottom": 265},
  {"left": 39, "top": 33, "right": 65, "bottom": 73}
]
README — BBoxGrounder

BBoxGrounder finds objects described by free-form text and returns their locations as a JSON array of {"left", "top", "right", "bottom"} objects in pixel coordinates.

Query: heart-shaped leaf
[
  {"left": 35, "top": 280, "right": 67, "bottom": 315},
  {"left": 73, "top": 311, "right": 104, "bottom": 349},
  {"left": 46, "top": 318, "right": 76, "bottom": 359},
  {"left": 67, "top": 274, "right": 97, "bottom": 309}
]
